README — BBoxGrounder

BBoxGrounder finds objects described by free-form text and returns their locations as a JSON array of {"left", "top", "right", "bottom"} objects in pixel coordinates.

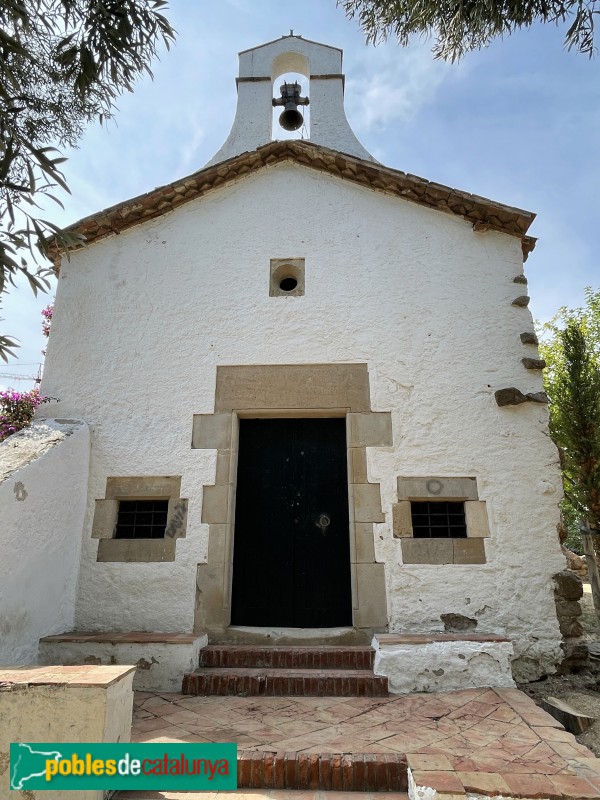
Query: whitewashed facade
[{"left": 31, "top": 35, "right": 566, "bottom": 682}]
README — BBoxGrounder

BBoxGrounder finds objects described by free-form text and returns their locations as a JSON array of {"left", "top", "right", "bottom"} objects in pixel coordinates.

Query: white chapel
[{"left": 0, "top": 34, "right": 573, "bottom": 692}]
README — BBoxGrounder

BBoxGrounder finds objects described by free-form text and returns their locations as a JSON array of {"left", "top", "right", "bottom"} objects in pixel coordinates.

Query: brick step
[
  {"left": 199, "top": 644, "right": 375, "bottom": 670},
  {"left": 182, "top": 667, "right": 388, "bottom": 697},
  {"left": 237, "top": 750, "right": 407, "bottom": 792}
]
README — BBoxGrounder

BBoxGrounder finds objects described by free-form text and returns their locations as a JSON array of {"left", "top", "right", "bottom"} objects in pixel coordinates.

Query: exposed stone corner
[{"left": 552, "top": 569, "right": 588, "bottom": 674}]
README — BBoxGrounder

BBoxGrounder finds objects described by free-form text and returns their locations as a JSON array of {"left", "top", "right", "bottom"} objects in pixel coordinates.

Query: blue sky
[{"left": 1, "top": 0, "right": 599, "bottom": 389}]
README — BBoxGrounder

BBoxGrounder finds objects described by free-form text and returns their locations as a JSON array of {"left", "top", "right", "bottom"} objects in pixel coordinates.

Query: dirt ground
[{"left": 518, "top": 584, "right": 600, "bottom": 756}]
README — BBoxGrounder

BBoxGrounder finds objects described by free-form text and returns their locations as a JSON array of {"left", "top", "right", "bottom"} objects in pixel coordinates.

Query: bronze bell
[{"left": 272, "top": 81, "right": 309, "bottom": 132}]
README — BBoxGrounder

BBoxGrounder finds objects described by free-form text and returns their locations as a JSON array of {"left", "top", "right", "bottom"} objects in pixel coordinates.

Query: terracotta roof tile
[{"left": 49, "top": 140, "right": 537, "bottom": 266}]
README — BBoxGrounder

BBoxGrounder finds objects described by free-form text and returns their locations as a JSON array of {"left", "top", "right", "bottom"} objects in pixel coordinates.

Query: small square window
[
  {"left": 114, "top": 499, "right": 169, "bottom": 539},
  {"left": 411, "top": 501, "right": 467, "bottom": 539}
]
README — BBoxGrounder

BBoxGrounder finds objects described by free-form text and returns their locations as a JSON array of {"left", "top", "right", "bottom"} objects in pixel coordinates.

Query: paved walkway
[{"left": 128, "top": 687, "right": 600, "bottom": 798}]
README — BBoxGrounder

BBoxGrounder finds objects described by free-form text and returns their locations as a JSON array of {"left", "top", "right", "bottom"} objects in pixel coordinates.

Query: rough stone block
[
  {"left": 397, "top": 476, "right": 478, "bottom": 501},
  {"left": 401, "top": 538, "right": 453, "bottom": 565},
  {"left": 465, "top": 501, "right": 491, "bottom": 537},
  {"left": 201, "top": 484, "right": 230, "bottom": 524},
  {"left": 453, "top": 538, "right": 486, "bottom": 564},
  {"left": 522, "top": 357, "right": 546, "bottom": 370},
  {"left": 495, "top": 387, "right": 527, "bottom": 406},
  {"left": 520, "top": 331, "right": 539, "bottom": 345},
  {"left": 512, "top": 295, "right": 530, "bottom": 307},
  {"left": 353, "top": 483, "right": 385, "bottom": 523},
  {"left": 348, "top": 412, "right": 393, "bottom": 448},
  {"left": 554, "top": 569, "right": 584, "bottom": 600},
  {"left": 192, "top": 413, "right": 233, "bottom": 450},
  {"left": 392, "top": 501, "right": 413, "bottom": 538}
]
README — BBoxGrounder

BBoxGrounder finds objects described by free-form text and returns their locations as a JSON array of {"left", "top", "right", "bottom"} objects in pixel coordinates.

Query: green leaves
[
  {"left": 540, "top": 289, "right": 600, "bottom": 533},
  {"left": 0, "top": 1, "right": 175, "bottom": 361},
  {"left": 338, "top": 0, "right": 600, "bottom": 60}
]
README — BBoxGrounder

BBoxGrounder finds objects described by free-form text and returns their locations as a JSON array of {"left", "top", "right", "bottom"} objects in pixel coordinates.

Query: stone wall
[{"left": 553, "top": 569, "right": 588, "bottom": 673}]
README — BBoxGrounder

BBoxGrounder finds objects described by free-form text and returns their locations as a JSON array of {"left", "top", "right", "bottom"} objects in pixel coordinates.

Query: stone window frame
[
  {"left": 92, "top": 476, "right": 188, "bottom": 563},
  {"left": 392, "top": 477, "right": 490, "bottom": 565},
  {"left": 191, "top": 363, "right": 392, "bottom": 639}
]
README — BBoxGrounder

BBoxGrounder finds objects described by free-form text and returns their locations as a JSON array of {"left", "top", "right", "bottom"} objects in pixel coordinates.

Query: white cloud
[{"left": 345, "top": 43, "right": 451, "bottom": 133}]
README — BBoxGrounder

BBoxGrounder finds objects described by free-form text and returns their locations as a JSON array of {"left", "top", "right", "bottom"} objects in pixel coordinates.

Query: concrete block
[{"left": 465, "top": 500, "right": 491, "bottom": 538}]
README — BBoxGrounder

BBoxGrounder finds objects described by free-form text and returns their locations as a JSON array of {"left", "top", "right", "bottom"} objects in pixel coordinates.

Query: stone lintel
[
  {"left": 397, "top": 476, "right": 478, "bottom": 501},
  {"left": 215, "top": 363, "right": 371, "bottom": 412}
]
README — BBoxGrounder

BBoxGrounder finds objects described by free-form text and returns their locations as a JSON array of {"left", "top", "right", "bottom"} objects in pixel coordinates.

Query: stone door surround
[{"left": 191, "top": 363, "right": 392, "bottom": 639}]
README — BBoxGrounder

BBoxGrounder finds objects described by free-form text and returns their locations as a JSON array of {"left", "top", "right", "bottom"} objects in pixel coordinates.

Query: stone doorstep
[
  {"left": 237, "top": 750, "right": 408, "bottom": 792},
  {"left": 182, "top": 667, "right": 389, "bottom": 697},
  {"left": 39, "top": 631, "right": 199, "bottom": 644},
  {"left": 199, "top": 644, "right": 375, "bottom": 670}
]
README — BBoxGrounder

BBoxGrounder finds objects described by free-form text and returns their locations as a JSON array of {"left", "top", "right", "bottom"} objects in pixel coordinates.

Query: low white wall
[{"left": 0, "top": 419, "right": 90, "bottom": 663}]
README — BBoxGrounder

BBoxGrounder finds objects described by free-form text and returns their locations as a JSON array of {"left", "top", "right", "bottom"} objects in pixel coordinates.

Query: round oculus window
[{"left": 279, "top": 277, "right": 298, "bottom": 292}]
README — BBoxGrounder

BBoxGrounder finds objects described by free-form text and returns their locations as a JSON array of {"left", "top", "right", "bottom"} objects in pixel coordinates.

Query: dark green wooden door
[{"left": 231, "top": 418, "right": 352, "bottom": 627}]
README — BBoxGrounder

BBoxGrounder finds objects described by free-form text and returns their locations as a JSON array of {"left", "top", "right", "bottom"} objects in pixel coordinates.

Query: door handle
[{"left": 316, "top": 514, "right": 331, "bottom": 534}]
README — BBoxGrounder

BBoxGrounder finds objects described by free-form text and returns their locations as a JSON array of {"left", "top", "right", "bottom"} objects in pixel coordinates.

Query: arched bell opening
[{"left": 271, "top": 51, "right": 310, "bottom": 140}]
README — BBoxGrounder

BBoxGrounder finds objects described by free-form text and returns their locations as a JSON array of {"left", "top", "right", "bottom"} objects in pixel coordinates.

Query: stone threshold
[{"left": 40, "top": 630, "right": 198, "bottom": 644}]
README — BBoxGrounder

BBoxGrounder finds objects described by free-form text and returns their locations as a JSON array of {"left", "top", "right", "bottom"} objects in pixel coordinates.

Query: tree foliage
[
  {"left": 540, "top": 288, "right": 600, "bottom": 545},
  {"left": 338, "top": 0, "right": 600, "bottom": 60},
  {"left": 0, "top": 1, "right": 175, "bottom": 360}
]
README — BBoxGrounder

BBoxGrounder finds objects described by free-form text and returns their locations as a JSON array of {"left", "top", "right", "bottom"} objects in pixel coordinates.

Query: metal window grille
[
  {"left": 410, "top": 501, "right": 467, "bottom": 538},
  {"left": 114, "top": 499, "right": 169, "bottom": 539}
]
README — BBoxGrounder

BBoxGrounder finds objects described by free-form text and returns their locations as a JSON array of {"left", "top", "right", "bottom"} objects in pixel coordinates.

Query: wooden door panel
[{"left": 231, "top": 418, "right": 351, "bottom": 627}]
